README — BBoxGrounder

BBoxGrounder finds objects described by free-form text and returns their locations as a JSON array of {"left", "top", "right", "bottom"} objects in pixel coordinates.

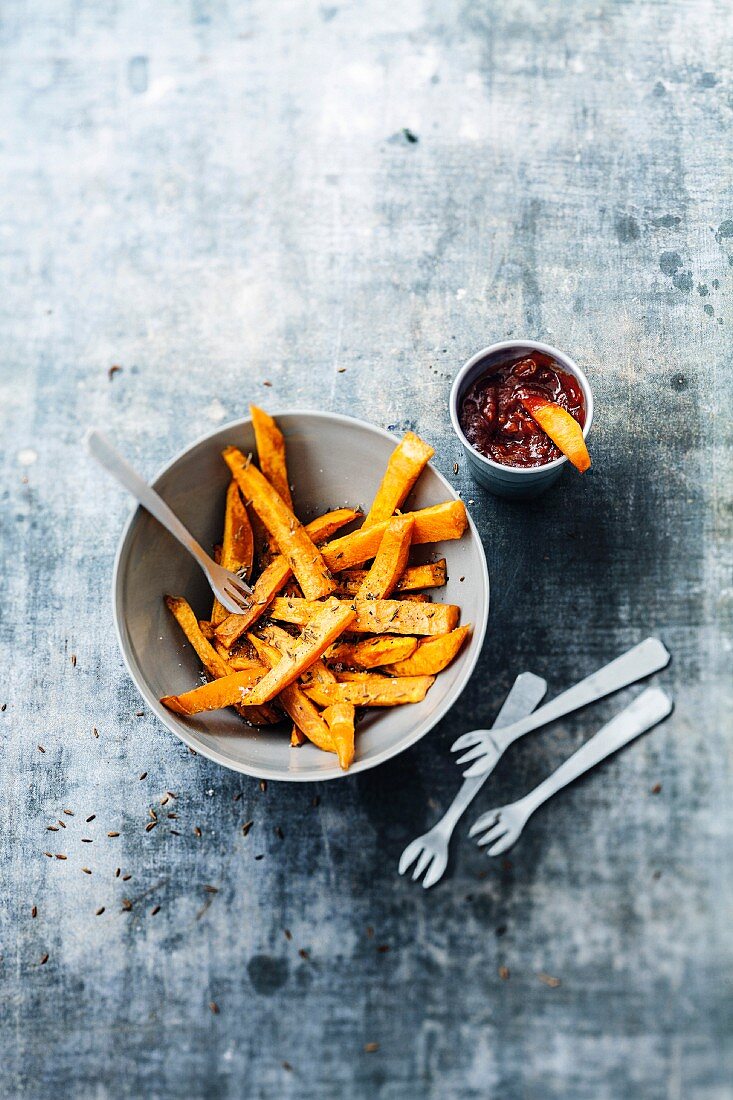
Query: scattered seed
[
  {"left": 263, "top": 380, "right": 272, "bottom": 387},
  {"left": 298, "top": 949, "right": 310, "bottom": 960},
  {"left": 115, "top": 868, "right": 120, "bottom": 878},
  {"left": 312, "top": 795, "right": 320, "bottom": 808},
  {"left": 274, "top": 826, "right": 284, "bottom": 840},
  {"left": 57, "top": 820, "right": 66, "bottom": 829},
  {"left": 108, "top": 364, "right": 122, "bottom": 379},
  {"left": 170, "top": 829, "right": 181, "bottom": 836},
  {"left": 242, "top": 820, "right": 253, "bottom": 836},
  {"left": 498, "top": 966, "right": 510, "bottom": 980},
  {"left": 364, "top": 1042, "right": 379, "bottom": 1053},
  {"left": 160, "top": 796, "right": 169, "bottom": 806},
  {"left": 37, "top": 745, "right": 46, "bottom": 754},
  {"left": 92, "top": 727, "right": 99, "bottom": 738},
  {"left": 538, "top": 972, "right": 561, "bottom": 988},
  {"left": 150, "top": 905, "right": 160, "bottom": 916},
  {"left": 55, "top": 854, "right": 67, "bottom": 861},
  {"left": 495, "top": 924, "right": 507, "bottom": 937},
  {"left": 148, "top": 808, "right": 157, "bottom": 821},
  {"left": 193, "top": 826, "right": 202, "bottom": 837},
  {"left": 86, "top": 815, "right": 96, "bottom": 823},
  {"left": 135, "top": 711, "right": 145, "bottom": 717},
  {"left": 82, "top": 868, "right": 92, "bottom": 875},
  {"left": 402, "top": 126, "right": 418, "bottom": 143},
  {"left": 652, "top": 869, "right": 662, "bottom": 880},
  {"left": 233, "top": 792, "right": 242, "bottom": 802},
  {"left": 167, "top": 812, "right": 177, "bottom": 819},
  {"left": 121, "top": 899, "right": 132, "bottom": 911},
  {"left": 46, "top": 826, "right": 58, "bottom": 832},
  {"left": 189, "top": 747, "right": 197, "bottom": 755},
  {"left": 259, "top": 780, "right": 267, "bottom": 793},
  {"left": 95, "top": 907, "right": 105, "bottom": 916},
  {"left": 366, "top": 926, "right": 374, "bottom": 938},
  {"left": 31, "top": 906, "right": 37, "bottom": 918},
  {"left": 284, "top": 929, "right": 292, "bottom": 941},
  {"left": 70, "top": 654, "right": 77, "bottom": 667},
  {"left": 81, "top": 838, "right": 93, "bottom": 843},
  {"left": 107, "top": 832, "right": 120, "bottom": 838},
  {"left": 39, "top": 953, "right": 49, "bottom": 965},
  {"left": 204, "top": 885, "right": 218, "bottom": 894},
  {"left": 254, "top": 854, "right": 264, "bottom": 861},
  {"left": 376, "top": 944, "right": 390, "bottom": 953},
  {"left": 139, "top": 772, "right": 147, "bottom": 781},
  {"left": 63, "top": 809, "right": 74, "bottom": 817},
  {"left": 145, "top": 821, "right": 158, "bottom": 833},
  {"left": 453, "top": 463, "right": 459, "bottom": 474},
  {"left": 209, "top": 1001, "right": 220, "bottom": 1014},
  {"left": 1, "top": 704, "right": 6, "bottom": 712},
  {"left": 166, "top": 791, "right": 177, "bottom": 800},
  {"left": 43, "top": 852, "right": 53, "bottom": 858},
  {"left": 282, "top": 1060, "right": 293, "bottom": 1071},
  {"left": 122, "top": 874, "right": 131, "bottom": 881},
  {"left": 651, "top": 782, "right": 662, "bottom": 794},
  {"left": 337, "top": 367, "right": 347, "bottom": 374}
]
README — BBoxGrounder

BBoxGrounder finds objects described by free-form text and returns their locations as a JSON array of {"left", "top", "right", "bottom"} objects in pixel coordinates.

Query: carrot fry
[
  {"left": 242, "top": 599, "right": 356, "bottom": 705},
  {"left": 163, "top": 596, "right": 277, "bottom": 724},
  {"left": 327, "top": 636, "right": 418, "bottom": 669},
  {"left": 270, "top": 597, "right": 459, "bottom": 636},
  {"left": 248, "top": 635, "right": 336, "bottom": 754},
  {"left": 250, "top": 404, "right": 293, "bottom": 507},
  {"left": 304, "top": 676, "right": 435, "bottom": 707},
  {"left": 223, "top": 447, "right": 335, "bottom": 600},
  {"left": 383, "top": 625, "right": 471, "bottom": 676},
  {"left": 322, "top": 501, "right": 467, "bottom": 574},
  {"left": 214, "top": 508, "right": 359, "bottom": 648},
  {"left": 322, "top": 703, "right": 356, "bottom": 769},
  {"left": 211, "top": 480, "right": 255, "bottom": 625},
  {"left": 356, "top": 515, "right": 414, "bottom": 600},
  {"left": 364, "top": 431, "right": 435, "bottom": 527},
  {"left": 336, "top": 560, "right": 447, "bottom": 596}
]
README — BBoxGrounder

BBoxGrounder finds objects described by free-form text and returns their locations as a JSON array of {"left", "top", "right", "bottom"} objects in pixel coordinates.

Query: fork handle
[
  {"left": 86, "top": 429, "right": 209, "bottom": 565},
  {"left": 521, "top": 687, "right": 673, "bottom": 816},
  {"left": 494, "top": 638, "right": 670, "bottom": 752}
]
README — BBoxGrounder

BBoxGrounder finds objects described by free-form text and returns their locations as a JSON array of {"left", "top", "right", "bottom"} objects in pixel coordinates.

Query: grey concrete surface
[{"left": 1, "top": 1, "right": 731, "bottom": 1097}]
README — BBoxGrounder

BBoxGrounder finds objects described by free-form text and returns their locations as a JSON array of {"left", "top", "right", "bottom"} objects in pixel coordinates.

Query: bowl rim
[
  {"left": 449, "top": 339, "right": 594, "bottom": 476},
  {"left": 111, "top": 409, "right": 490, "bottom": 782}
]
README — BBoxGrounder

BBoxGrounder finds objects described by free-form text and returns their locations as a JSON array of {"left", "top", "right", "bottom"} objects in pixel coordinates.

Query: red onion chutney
[{"left": 458, "top": 352, "right": 586, "bottom": 468}]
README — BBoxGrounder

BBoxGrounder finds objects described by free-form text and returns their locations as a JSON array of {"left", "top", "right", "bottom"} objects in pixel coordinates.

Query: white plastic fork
[
  {"left": 86, "top": 429, "right": 253, "bottom": 615},
  {"left": 452, "top": 638, "right": 670, "bottom": 778},
  {"left": 469, "top": 686, "right": 673, "bottom": 855},
  {"left": 398, "top": 672, "right": 548, "bottom": 888}
]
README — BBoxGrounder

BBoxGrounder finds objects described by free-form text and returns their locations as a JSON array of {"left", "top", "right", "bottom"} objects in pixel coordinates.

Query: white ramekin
[{"left": 449, "top": 340, "right": 594, "bottom": 500}]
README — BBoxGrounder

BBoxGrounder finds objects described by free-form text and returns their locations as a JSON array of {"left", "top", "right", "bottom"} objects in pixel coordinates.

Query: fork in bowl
[
  {"left": 399, "top": 671, "right": 548, "bottom": 888},
  {"left": 469, "top": 686, "right": 673, "bottom": 855},
  {"left": 86, "top": 429, "right": 253, "bottom": 615}
]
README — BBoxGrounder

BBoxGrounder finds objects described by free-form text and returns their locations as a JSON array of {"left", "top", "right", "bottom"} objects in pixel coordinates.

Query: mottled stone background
[{"left": 1, "top": 1, "right": 731, "bottom": 1097}]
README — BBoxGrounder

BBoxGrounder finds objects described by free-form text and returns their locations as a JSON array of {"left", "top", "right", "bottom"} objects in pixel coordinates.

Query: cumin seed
[
  {"left": 139, "top": 772, "right": 147, "bottom": 781},
  {"left": 57, "top": 820, "right": 66, "bottom": 829},
  {"left": 31, "top": 906, "right": 37, "bottom": 918},
  {"left": 81, "top": 838, "right": 92, "bottom": 843},
  {"left": 43, "top": 852, "right": 53, "bottom": 858},
  {"left": 46, "top": 826, "right": 58, "bottom": 832},
  {"left": 498, "top": 966, "right": 510, "bottom": 980},
  {"left": 86, "top": 814, "right": 96, "bottom": 822},
  {"left": 150, "top": 905, "right": 160, "bottom": 916},
  {"left": 107, "top": 832, "right": 120, "bottom": 838},
  {"left": 55, "top": 854, "right": 67, "bottom": 860},
  {"left": 364, "top": 1042, "right": 379, "bottom": 1053},
  {"left": 121, "top": 899, "right": 132, "bottom": 911},
  {"left": 209, "top": 1001, "right": 220, "bottom": 1013},
  {"left": 284, "top": 929, "right": 292, "bottom": 940},
  {"left": 453, "top": 463, "right": 459, "bottom": 474},
  {"left": 538, "top": 972, "right": 561, "bottom": 988},
  {"left": 298, "top": 948, "right": 310, "bottom": 960},
  {"left": 82, "top": 868, "right": 92, "bottom": 875},
  {"left": 93, "top": 727, "right": 99, "bottom": 738},
  {"left": 242, "top": 820, "right": 253, "bottom": 836},
  {"left": 70, "top": 654, "right": 77, "bottom": 667},
  {"left": 122, "top": 874, "right": 131, "bottom": 881},
  {"left": 145, "top": 821, "right": 158, "bottom": 832},
  {"left": 167, "top": 812, "right": 177, "bottom": 819},
  {"left": 193, "top": 826, "right": 202, "bottom": 837},
  {"left": 149, "top": 808, "right": 157, "bottom": 820},
  {"left": 170, "top": 829, "right": 181, "bottom": 836},
  {"left": 115, "top": 868, "right": 120, "bottom": 878},
  {"left": 259, "top": 779, "right": 267, "bottom": 792},
  {"left": 37, "top": 745, "right": 45, "bottom": 753},
  {"left": 95, "top": 907, "right": 105, "bottom": 916},
  {"left": 39, "top": 953, "right": 49, "bottom": 965},
  {"left": 63, "top": 809, "right": 74, "bottom": 816}
]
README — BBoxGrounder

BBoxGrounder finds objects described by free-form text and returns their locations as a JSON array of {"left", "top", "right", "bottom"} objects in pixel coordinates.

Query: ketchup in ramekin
[{"left": 458, "top": 351, "right": 586, "bottom": 468}]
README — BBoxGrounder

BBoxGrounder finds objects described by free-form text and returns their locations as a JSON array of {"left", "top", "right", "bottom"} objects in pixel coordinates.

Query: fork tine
[
  {"left": 487, "top": 831, "right": 515, "bottom": 857},
  {"left": 451, "top": 730, "right": 483, "bottom": 752},
  {"left": 422, "top": 852, "right": 447, "bottom": 890},
  {"left": 229, "top": 577, "right": 253, "bottom": 599},
  {"left": 469, "top": 811, "right": 499, "bottom": 837},
  {"left": 454, "top": 743, "right": 488, "bottom": 767},
  {"left": 398, "top": 838, "right": 424, "bottom": 876},
  {"left": 463, "top": 757, "right": 492, "bottom": 779},
  {"left": 412, "top": 849, "right": 432, "bottom": 881},
  {"left": 476, "top": 822, "right": 506, "bottom": 848},
  {"left": 223, "top": 582, "right": 250, "bottom": 611}
]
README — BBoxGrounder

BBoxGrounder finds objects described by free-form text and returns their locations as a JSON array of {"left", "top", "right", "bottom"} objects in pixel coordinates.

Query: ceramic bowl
[
  {"left": 449, "top": 340, "right": 594, "bottom": 499},
  {"left": 113, "top": 411, "right": 489, "bottom": 781}
]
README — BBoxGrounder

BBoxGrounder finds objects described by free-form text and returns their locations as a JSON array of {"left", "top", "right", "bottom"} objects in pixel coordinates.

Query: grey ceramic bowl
[
  {"left": 450, "top": 340, "right": 594, "bottom": 499},
  {"left": 113, "top": 411, "right": 489, "bottom": 781}
]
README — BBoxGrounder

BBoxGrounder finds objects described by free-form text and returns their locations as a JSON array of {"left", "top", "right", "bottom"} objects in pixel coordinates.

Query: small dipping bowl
[{"left": 449, "top": 340, "right": 594, "bottom": 499}]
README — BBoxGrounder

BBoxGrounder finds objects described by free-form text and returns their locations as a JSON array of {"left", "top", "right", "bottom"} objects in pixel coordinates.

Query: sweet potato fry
[
  {"left": 164, "top": 596, "right": 277, "bottom": 725},
  {"left": 364, "top": 431, "right": 434, "bottom": 527},
  {"left": 242, "top": 599, "right": 355, "bottom": 705},
  {"left": 211, "top": 480, "right": 255, "bottom": 625},
  {"left": 356, "top": 515, "right": 414, "bottom": 600},
  {"left": 520, "top": 396, "right": 591, "bottom": 473},
  {"left": 250, "top": 404, "right": 293, "bottom": 507},
  {"left": 337, "top": 560, "right": 447, "bottom": 596},
  {"left": 214, "top": 508, "right": 359, "bottom": 648},
  {"left": 248, "top": 635, "right": 336, "bottom": 754},
  {"left": 322, "top": 501, "right": 467, "bottom": 573},
  {"left": 304, "top": 675, "right": 435, "bottom": 707},
  {"left": 223, "top": 447, "right": 335, "bottom": 600},
  {"left": 270, "top": 597, "right": 459, "bottom": 636},
  {"left": 258, "top": 624, "right": 337, "bottom": 688},
  {"left": 327, "top": 635, "right": 418, "bottom": 669},
  {"left": 322, "top": 703, "right": 356, "bottom": 769},
  {"left": 291, "top": 724, "right": 306, "bottom": 746},
  {"left": 161, "top": 667, "right": 266, "bottom": 716},
  {"left": 383, "top": 625, "right": 471, "bottom": 675}
]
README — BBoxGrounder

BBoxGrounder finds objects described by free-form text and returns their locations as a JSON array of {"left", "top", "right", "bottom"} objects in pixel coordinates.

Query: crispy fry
[
  {"left": 214, "top": 508, "right": 359, "bottom": 648},
  {"left": 356, "top": 515, "right": 414, "bottom": 600},
  {"left": 322, "top": 501, "right": 467, "bottom": 573},
  {"left": 364, "top": 431, "right": 435, "bottom": 527},
  {"left": 248, "top": 635, "right": 336, "bottom": 754},
  {"left": 258, "top": 624, "right": 337, "bottom": 688},
  {"left": 270, "top": 597, "right": 459, "bottom": 636},
  {"left": 211, "top": 480, "right": 255, "bottom": 625},
  {"left": 250, "top": 404, "right": 293, "bottom": 507},
  {"left": 223, "top": 447, "right": 335, "bottom": 600},
  {"left": 322, "top": 703, "right": 356, "bottom": 769},
  {"left": 242, "top": 599, "right": 356, "bottom": 705},
  {"left": 291, "top": 724, "right": 306, "bottom": 746},
  {"left": 304, "top": 675, "right": 435, "bottom": 707},
  {"left": 337, "top": 560, "right": 447, "bottom": 596},
  {"left": 161, "top": 667, "right": 266, "bottom": 716},
  {"left": 383, "top": 625, "right": 471, "bottom": 675},
  {"left": 521, "top": 396, "right": 591, "bottom": 473},
  {"left": 164, "top": 596, "right": 277, "bottom": 724},
  {"left": 327, "top": 636, "right": 418, "bottom": 669}
]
